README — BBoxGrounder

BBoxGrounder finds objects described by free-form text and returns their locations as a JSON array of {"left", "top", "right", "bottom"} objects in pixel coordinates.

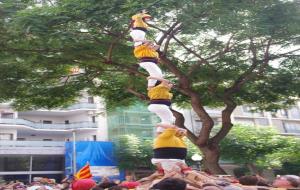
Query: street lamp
[{"left": 191, "top": 153, "right": 202, "bottom": 171}]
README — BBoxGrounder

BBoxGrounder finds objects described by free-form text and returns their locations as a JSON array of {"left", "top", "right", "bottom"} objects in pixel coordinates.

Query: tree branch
[
  {"left": 162, "top": 25, "right": 182, "bottom": 56},
  {"left": 206, "top": 34, "right": 235, "bottom": 61},
  {"left": 159, "top": 55, "right": 214, "bottom": 146},
  {"left": 126, "top": 88, "right": 148, "bottom": 101},
  {"left": 170, "top": 108, "right": 198, "bottom": 144},
  {"left": 268, "top": 47, "right": 300, "bottom": 61},
  {"left": 156, "top": 21, "right": 180, "bottom": 45},
  {"left": 210, "top": 97, "right": 236, "bottom": 144},
  {"left": 173, "top": 36, "right": 209, "bottom": 63}
]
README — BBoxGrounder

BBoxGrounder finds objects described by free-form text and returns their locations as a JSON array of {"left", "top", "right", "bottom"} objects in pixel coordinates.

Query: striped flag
[{"left": 75, "top": 163, "right": 92, "bottom": 179}]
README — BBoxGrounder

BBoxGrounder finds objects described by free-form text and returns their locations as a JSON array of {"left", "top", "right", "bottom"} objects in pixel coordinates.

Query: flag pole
[{"left": 72, "top": 130, "right": 77, "bottom": 175}]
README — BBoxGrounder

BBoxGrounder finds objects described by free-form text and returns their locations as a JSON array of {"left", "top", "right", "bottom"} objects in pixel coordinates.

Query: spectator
[
  {"left": 108, "top": 186, "right": 128, "bottom": 190},
  {"left": 92, "top": 186, "right": 104, "bottom": 190},
  {"left": 98, "top": 176, "right": 117, "bottom": 189},
  {"left": 150, "top": 177, "right": 187, "bottom": 190},
  {"left": 272, "top": 175, "right": 300, "bottom": 188},
  {"left": 238, "top": 175, "right": 258, "bottom": 186},
  {"left": 119, "top": 181, "right": 140, "bottom": 189},
  {"left": 71, "top": 178, "right": 96, "bottom": 190},
  {"left": 202, "top": 183, "right": 223, "bottom": 190}
]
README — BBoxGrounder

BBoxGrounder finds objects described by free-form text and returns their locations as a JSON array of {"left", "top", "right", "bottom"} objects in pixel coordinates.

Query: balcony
[
  {"left": 0, "top": 141, "right": 65, "bottom": 155},
  {"left": 0, "top": 118, "right": 98, "bottom": 130},
  {"left": 64, "top": 103, "right": 97, "bottom": 110},
  {"left": 18, "top": 102, "right": 98, "bottom": 117}
]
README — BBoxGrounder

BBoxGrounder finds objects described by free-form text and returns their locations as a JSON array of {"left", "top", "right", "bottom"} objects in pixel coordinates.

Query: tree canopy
[
  {"left": 113, "top": 134, "right": 201, "bottom": 171},
  {"left": 1, "top": 0, "right": 299, "bottom": 110},
  {"left": 219, "top": 124, "right": 300, "bottom": 173}
]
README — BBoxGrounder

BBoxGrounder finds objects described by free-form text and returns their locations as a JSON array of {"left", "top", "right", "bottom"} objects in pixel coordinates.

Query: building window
[
  {"left": 0, "top": 156, "right": 30, "bottom": 171},
  {"left": 242, "top": 106, "right": 253, "bottom": 113},
  {"left": 17, "top": 138, "right": 26, "bottom": 141},
  {"left": 43, "top": 139, "right": 53, "bottom": 141},
  {"left": 271, "top": 112, "right": 278, "bottom": 118},
  {"left": 140, "top": 114, "right": 151, "bottom": 124},
  {"left": 88, "top": 97, "right": 94, "bottom": 103},
  {"left": 280, "top": 109, "right": 289, "bottom": 117},
  {"left": 0, "top": 133, "right": 13, "bottom": 140},
  {"left": 43, "top": 120, "right": 52, "bottom": 124},
  {"left": 65, "top": 120, "right": 69, "bottom": 124},
  {"left": 283, "top": 122, "right": 300, "bottom": 133},
  {"left": 1, "top": 112, "right": 14, "bottom": 118},
  {"left": 92, "top": 116, "right": 96, "bottom": 123},
  {"left": 32, "top": 155, "right": 64, "bottom": 171}
]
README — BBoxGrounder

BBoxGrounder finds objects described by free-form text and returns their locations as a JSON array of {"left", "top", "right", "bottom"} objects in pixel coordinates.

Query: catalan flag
[{"left": 75, "top": 163, "right": 92, "bottom": 179}]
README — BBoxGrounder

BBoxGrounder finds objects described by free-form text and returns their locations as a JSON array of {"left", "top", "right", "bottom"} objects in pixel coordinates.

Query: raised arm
[{"left": 147, "top": 76, "right": 169, "bottom": 83}]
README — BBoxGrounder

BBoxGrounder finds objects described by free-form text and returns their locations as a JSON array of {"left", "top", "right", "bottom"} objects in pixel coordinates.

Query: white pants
[
  {"left": 130, "top": 30, "right": 146, "bottom": 46},
  {"left": 148, "top": 104, "right": 174, "bottom": 124},
  {"left": 139, "top": 62, "right": 163, "bottom": 87},
  {"left": 151, "top": 158, "right": 186, "bottom": 172}
]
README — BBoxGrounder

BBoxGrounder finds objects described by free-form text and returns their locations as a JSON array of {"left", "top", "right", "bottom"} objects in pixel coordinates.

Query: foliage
[
  {"left": 0, "top": 0, "right": 299, "bottom": 111},
  {"left": 219, "top": 124, "right": 300, "bottom": 171},
  {"left": 186, "top": 139, "right": 202, "bottom": 166},
  {"left": 113, "top": 134, "right": 201, "bottom": 170},
  {"left": 113, "top": 135, "right": 153, "bottom": 170}
]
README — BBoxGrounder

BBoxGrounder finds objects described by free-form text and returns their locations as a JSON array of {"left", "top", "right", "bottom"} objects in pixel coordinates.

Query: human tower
[{"left": 129, "top": 11, "right": 223, "bottom": 189}]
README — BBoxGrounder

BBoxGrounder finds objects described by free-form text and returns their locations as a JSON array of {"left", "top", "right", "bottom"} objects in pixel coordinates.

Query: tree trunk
[
  {"left": 200, "top": 142, "right": 226, "bottom": 174},
  {"left": 247, "top": 163, "right": 262, "bottom": 175},
  {"left": 171, "top": 108, "right": 226, "bottom": 174}
]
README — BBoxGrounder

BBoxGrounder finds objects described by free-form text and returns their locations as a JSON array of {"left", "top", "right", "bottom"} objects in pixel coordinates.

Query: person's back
[
  {"left": 150, "top": 177, "right": 187, "bottom": 190},
  {"left": 272, "top": 175, "right": 300, "bottom": 188},
  {"left": 71, "top": 179, "right": 96, "bottom": 190}
]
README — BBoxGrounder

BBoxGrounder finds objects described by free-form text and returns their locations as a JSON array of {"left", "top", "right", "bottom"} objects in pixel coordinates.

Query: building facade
[
  {"left": 107, "top": 103, "right": 158, "bottom": 140},
  {"left": 182, "top": 102, "right": 300, "bottom": 137},
  {"left": 0, "top": 93, "right": 108, "bottom": 182},
  {"left": 1, "top": 95, "right": 299, "bottom": 182}
]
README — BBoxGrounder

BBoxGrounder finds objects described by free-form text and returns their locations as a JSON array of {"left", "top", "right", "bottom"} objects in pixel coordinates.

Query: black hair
[
  {"left": 108, "top": 186, "right": 128, "bottom": 190},
  {"left": 282, "top": 175, "right": 300, "bottom": 187},
  {"left": 150, "top": 177, "right": 187, "bottom": 190},
  {"left": 238, "top": 175, "right": 258, "bottom": 185},
  {"left": 92, "top": 186, "right": 104, "bottom": 190},
  {"left": 99, "top": 182, "right": 118, "bottom": 189},
  {"left": 154, "top": 80, "right": 162, "bottom": 86}
]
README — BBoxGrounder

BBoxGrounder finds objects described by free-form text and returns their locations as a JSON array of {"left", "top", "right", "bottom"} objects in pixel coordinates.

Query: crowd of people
[{"left": 0, "top": 174, "right": 299, "bottom": 190}]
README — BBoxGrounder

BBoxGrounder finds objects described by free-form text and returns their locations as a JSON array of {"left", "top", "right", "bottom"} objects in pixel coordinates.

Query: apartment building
[
  {"left": 1, "top": 96, "right": 299, "bottom": 182},
  {"left": 0, "top": 93, "right": 108, "bottom": 182},
  {"left": 106, "top": 102, "right": 300, "bottom": 139},
  {"left": 182, "top": 102, "right": 300, "bottom": 137},
  {"left": 107, "top": 103, "right": 158, "bottom": 140}
]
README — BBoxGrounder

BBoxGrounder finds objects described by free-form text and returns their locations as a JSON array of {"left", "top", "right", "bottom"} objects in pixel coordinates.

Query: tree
[
  {"left": 113, "top": 134, "right": 201, "bottom": 171},
  {"left": 0, "top": 0, "right": 299, "bottom": 173},
  {"left": 219, "top": 124, "right": 300, "bottom": 174},
  {"left": 114, "top": 135, "right": 150, "bottom": 171}
]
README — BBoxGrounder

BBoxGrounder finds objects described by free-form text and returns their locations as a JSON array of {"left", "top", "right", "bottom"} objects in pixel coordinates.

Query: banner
[{"left": 65, "top": 141, "right": 122, "bottom": 180}]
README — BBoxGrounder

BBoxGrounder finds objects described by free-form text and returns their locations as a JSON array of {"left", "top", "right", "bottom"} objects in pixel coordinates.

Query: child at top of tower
[{"left": 130, "top": 10, "right": 152, "bottom": 47}]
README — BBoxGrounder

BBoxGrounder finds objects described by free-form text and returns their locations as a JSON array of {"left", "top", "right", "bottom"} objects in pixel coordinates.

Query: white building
[
  {"left": 0, "top": 93, "right": 108, "bottom": 182},
  {"left": 1, "top": 94, "right": 300, "bottom": 182},
  {"left": 183, "top": 102, "right": 300, "bottom": 137}
]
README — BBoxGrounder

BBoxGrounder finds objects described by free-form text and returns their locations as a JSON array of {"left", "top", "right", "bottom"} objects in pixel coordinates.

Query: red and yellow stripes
[{"left": 75, "top": 163, "right": 92, "bottom": 179}]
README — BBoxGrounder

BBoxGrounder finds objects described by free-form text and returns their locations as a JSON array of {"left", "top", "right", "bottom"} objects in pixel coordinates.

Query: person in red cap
[
  {"left": 71, "top": 178, "right": 96, "bottom": 190},
  {"left": 119, "top": 181, "right": 140, "bottom": 189}
]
